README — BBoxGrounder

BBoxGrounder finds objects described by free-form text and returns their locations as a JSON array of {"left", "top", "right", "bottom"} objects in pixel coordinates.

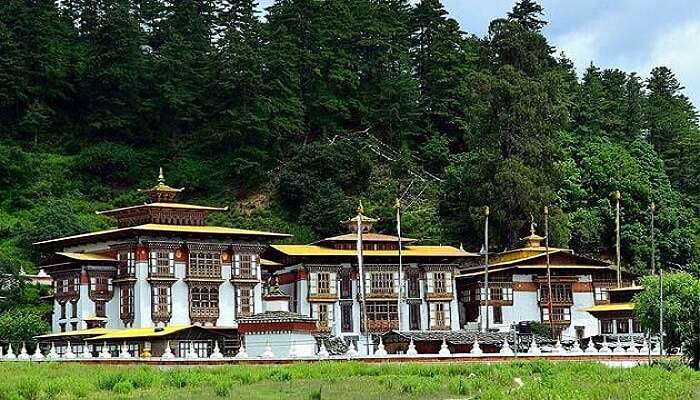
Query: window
[
  {"left": 493, "top": 305, "right": 503, "bottom": 324},
  {"left": 616, "top": 319, "right": 630, "bottom": 334},
  {"left": 369, "top": 272, "right": 394, "bottom": 294},
  {"left": 341, "top": 303, "right": 353, "bottom": 332},
  {"left": 152, "top": 285, "right": 172, "bottom": 321},
  {"left": 118, "top": 251, "right": 135, "bottom": 276},
  {"left": 434, "top": 272, "right": 447, "bottom": 293},
  {"left": 430, "top": 303, "right": 450, "bottom": 329},
  {"left": 312, "top": 303, "right": 333, "bottom": 329},
  {"left": 310, "top": 272, "right": 337, "bottom": 296},
  {"left": 237, "top": 287, "right": 254, "bottom": 316},
  {"left": 120, "top": 285, "right": 134, "bottom": 321},
  {"left": 71, "top": 301, "right": 78, "bottom": 318},
  {"left": 178, "top": 341, "right": 209, "bottom": 358},
  {"left": 632, "top": 319, "right": 643, "bottom": 334},
  {"left": 60, "top": 302, "right": 66, "bottom": 319},
  {"left": 540, "top": 283, "right": 573, "bottom": 304},
  {"left": 541, "top": 307, "right": 571, "bottom": 322},
  {"left": 317, "top": 273, "right": 331, "bottom": 294},
  {"left": 60, "top": 323, "right": 66, "bottom": 332},
  {"left": 488, "top": 286, "right": 513, "bottom": 302},
  {"left": 409, "top": 303, "right": 421, "bottom": 330},
  {"left": 95, "top": 301, "right": 106, "bottom": 317},
  {"left": 150, "top": 251, "right": 174, "bottom": 276},
  {"left": 601, "top": 319, "right": 614, "bottom": 334},
  {"left": 90, "top": 276, "right": 112, "bottom": 297},
  {"left": 407, "top": 271, "right": 420, "bottom": 298},
  {"left": 427, "top": 272, "right": 452, "bottom": 294},
  {"left": 189, "top": 252, "right": 221, "bottom": 278},
  {"left": 191, "top": 285, "right": 219, "bottom": 319},
  {"left": 340, "top": 273, "right": 352, "bottom": 299},
  {"left": 71, "top": 321, "right": 78, "bottom": 331},
  {"left": 234, "top": 254, "right": 257, "bottom": 278},
  {"left": 366, "top": 302, "right": 398, "bottom": 321},
  {"left": 594, "top": 286, "right": 609, "bottom": 302}
]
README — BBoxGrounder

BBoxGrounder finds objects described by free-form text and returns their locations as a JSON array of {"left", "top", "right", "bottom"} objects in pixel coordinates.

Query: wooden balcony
[
  {"left": 425, "top": 291, "right": 453, "bottom": 301},
  {"left": 190, "top": 307, "right": 220, "bottom": 322},
  {"left": 308, "top": 292, "right": 338, "bottom": 302},
  {"left": 364, "top": 320, "right": 398, "bottom": 333}
]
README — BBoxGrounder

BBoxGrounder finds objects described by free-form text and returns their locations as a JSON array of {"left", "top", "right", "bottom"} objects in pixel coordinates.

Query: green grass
[{"left": 0, "top": 361, "right": 697, "bottom": 400}]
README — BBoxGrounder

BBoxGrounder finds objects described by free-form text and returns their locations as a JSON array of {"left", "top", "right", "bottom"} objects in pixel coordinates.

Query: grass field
[{"left": 0, "top": 361, "right": 698, "bottom": 400}]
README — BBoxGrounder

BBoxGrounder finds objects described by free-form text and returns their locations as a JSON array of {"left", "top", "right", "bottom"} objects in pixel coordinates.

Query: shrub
[{"left": 112, "top": 380, "right": 134, "bottom": 394}]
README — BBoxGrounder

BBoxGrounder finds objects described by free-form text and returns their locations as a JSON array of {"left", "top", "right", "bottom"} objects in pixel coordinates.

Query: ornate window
[
  {"left": 95, "top": 301, "right": 106, "bottom": 317},
  {"left": 369, "top": 272, "right": 395, "bottom": 295},
  {"left": 600, "top": 319, "right": 614, "bottom": 334},
  {"left": 616, "top": 319, "right": 630, "bottom": 334},
  {"left": 233, "top": 254, "right": 257, "bottom": 279},
  {"left": 406, "top": 270, "right": 420, "bottom": 298},
  {"left": 309, "top": 271, "right": 337, "bottom": 296},
  {"left": 429, "top": 302, "right": 450, "bottom": 329},
  {"left": 312, "top": 303, "right": 333, "bottom": 331},
  {"left": 190, "top": 285, "right": 220, "bottom": 322},
  {"left": 539, "top": 283, "right": 573, "bottom": 304},
  {"left": 152, "top": 285, "right": 172, "bottom": 322},
  {"left": 341, "top": 302, "right": 353, "bottom": 332},
  {"left": 366, "top": 301, "right": 398, "bottom": 322},
  {"left": 120, "top": 285, "right": 134, "bottom": 324},
  {"left": 89, "top": 276, "right": 113, "bottom": 300},
  {"left": 493, "top": 305, "right": 503, "bottom": 324},
  {"left": 409, "top": 302, "right": 421, "bottom": 330},
  {"left": 236, "top": 287, "right": 254, "bottom": 316},
  {"left": 149, "top": 251, "right": 174, "bottom": 277},
  {"left": 188, "top": 252, "right": 221, "bottom": 278},
  {"left": 541, "top": 307, "right": 571, "bottom": 323},
  {"left": 340, "top": 273, "right": 352, "bottom": 299},
  {"left": 426, "top": 271, "right": 452, "bottom": 295},
  {"left": 117, "top": 250, "right": 136, "bottom": 277},
  {"left": 71, "top": 301, "right": 78, "bottom": 318},
  {"left": 632, "top": 319, "right": 643, "bottom": 333},
  {"left": 60, "top": 302, "right": 66, "bottom": 319}
]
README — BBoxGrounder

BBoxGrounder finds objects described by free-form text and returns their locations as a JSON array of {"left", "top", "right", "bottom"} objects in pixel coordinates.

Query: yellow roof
[
  {"left": 55, "top": 252, "right": 117, "bottom": 262},
  {"left": 35, "top": 223, "right": 290, "bottom": 245},
  {"left": 260, "top": 258, "right": 282, "bottom": 266},
  {"left": 86, "top": 325, "right": 192, "bottom": 341},
  {"left": 584, "top": 302, "right": 635, "bottom": 312},
  {"left": 35, "top": 328, "right": 114, "bottom": 339},
  {"left": 271, "top": 244, "right": 473, "bottom": 257},
  {"left": 97, "top": 202, "right": 228, "bottom": 215}
]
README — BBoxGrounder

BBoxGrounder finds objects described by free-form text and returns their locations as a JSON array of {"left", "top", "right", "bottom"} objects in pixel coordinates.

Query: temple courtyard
[{"left": 0, "top": 360, "right": 697, "bottom": 399}]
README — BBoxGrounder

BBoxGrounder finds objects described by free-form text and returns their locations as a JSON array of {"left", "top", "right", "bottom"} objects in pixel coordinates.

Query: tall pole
[
  {"left": 356, "top": 202, "right": 370, "bottom": 354},
  {"left": 614, "top": 191, "right": 622, "bottom": 288},
  {"left": 483, "top": 206, "right": 490, "bottom": 332},
  {"left": 659, "top": 267, "right": 664, "bottom": 357},
  {"left": 395, "top": 198, "right": 403, "bottom": 331},
  {"left": 544, "top": 206, "right": 555, "bottom": 339},
  {"left": 650, "top": 202, "right": 656, "bottom": 275}
]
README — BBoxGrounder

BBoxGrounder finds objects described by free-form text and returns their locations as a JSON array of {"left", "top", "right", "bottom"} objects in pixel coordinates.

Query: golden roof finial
[
  {"left": 529, "top": 213, "right": 536, "bottom": 236},
  {"left": 394, "top": 198, "right": 401, "bottom": 209},
  {"left": 357, "top": 200, "right": 364, "bottom": 215},
  {"left": 158, "top": 167, "right": 165, "bottom": 184}
]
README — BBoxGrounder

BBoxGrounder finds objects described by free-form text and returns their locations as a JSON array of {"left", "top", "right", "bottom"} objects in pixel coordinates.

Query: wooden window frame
[
  {"left": 600, "top": 319, "right": 614, "bottom": 334},
  {"left": 188, "top": 251, "right": 221, "bottom": 279},
  {"left": 151, "top": 285, "right": 172, "bottom": 322},
  {"left": 340, "top": 302, "right": 353, "bottom": 332}
]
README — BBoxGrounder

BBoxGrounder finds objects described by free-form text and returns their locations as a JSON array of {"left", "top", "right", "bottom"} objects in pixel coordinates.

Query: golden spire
[
  {"left": 158, "top": 167, "right": 165, "bottom": 184},
  {"left": 357, "top": 200, "right": 364, "bottom": 215},
  {"left": 394, "top": 198, "right": 401, "bottom": 209}
]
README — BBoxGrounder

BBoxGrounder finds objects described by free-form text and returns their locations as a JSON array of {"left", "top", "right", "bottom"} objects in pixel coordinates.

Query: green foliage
[
  {"left": 635, "top": 272, "right": 700, "bottom": 369},
  {"left": 0, "top": 0, "right": 697, "bottom": 279},
  {"left": 0, "top": 308, "right": 49, "bottom": 345}
]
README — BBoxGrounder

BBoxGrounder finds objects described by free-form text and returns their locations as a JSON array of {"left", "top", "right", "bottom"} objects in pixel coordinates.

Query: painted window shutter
[
  {"left": 444, "top": 305, "right": 451, "bottom": 327},
  {"left": 426, "top": 272, "right": 434, "bottom": 293},
  {"left": 445, "top": 272, "right": 452, "bottom": 293},
  {"left": 251, "top": 255, "right": 257, "bottom": 276},
  {"left": 236, "top": 288, "right": 242, "bottom": 313},
  {"left": 309, "top": 272, "right": 318, "bottom": 294},
  {"left": 364, "top": 272, "right": 371, "bottom": 294},
  {"left": 150, "top": 251, "right": 156, "bottom": 273},
  {"left": 329, "top": 272, "right": 337, "bottom": 295},
  {"left": 392, "top": 272, "right": 399, "bottom": 293},
  {"left": 90, "top": 277, "right": 96, "bottom": 285},
  {"left": 168, "top": 252, "right": 174, "bottom": 273},
  {"left": 328, "top": 305, "right": 334, "bottom": 324},
  {"left": 312, "top": 303, "right": 319, "bottom": 318},
  {"left": 429, "top": 303, "right": 436, "bottom": 327},
  {"left": 234, "top": 254, "right": 240, "bottom": 276}
]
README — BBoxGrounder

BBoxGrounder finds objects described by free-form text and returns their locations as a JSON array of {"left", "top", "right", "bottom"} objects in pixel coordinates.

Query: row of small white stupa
[{"left": 0, "top": 336, "right": 660, "bottom": 361}]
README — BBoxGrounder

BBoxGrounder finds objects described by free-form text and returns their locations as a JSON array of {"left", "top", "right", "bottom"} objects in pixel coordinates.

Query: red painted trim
[{"left": 237, "top": 321, "right": 318, "bottom": 333}]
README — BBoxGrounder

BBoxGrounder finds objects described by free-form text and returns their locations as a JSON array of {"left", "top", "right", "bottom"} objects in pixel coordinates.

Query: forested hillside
[{"left": 1, "top": 0, "right": 698, "bottom": 277}]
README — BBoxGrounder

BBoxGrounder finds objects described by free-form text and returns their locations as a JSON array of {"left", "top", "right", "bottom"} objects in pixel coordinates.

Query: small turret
[{"left": 138, "top": 167, "right": 184, "bottom": 203}]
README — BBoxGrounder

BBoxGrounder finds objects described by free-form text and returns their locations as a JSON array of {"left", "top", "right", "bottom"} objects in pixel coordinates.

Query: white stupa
[
  {"left": 317, "top": 341, "right": 330, "bottom": 358},
  {"left": 598, "top": 337, "right": 612, "bottom": 354},
  {"left": 210, "top": 342, "right": 224, "bottom": 360},
  {"left": 235, "top": 345, "right": 249, "bottom": 359},
  {"left": 439, "top": 338, "right": 452, "bottom": 356},
  {"left": 47, "top": 342, "right": 60, "bottom": 359},
  {"left": 99, "top": 342, "right": 112, "bottom": 359},
  {"left": 569, "top": 340, "right": 583, "bottom": 354},
  {"left": 626, "top": 338, "right": 639, "bottom": 354},
  {"left": 17, "top": 343, "right": 30, "bottom": 361},
  {"left": 119, "top": 342, "right": 132, "bottom": 359},
  {"left": 81, "top": 342, "right": 93, "bottom": 359},
  {"left": 469, "top": 338, "right": 482, "bottom": 355},
  {"left": 584, "top": 340, "right": 598, "bottom": 354},
  {"left": 499, "top": 337, "right": 514, "bottom": 356},
  {"left": 345, "top": 341, "right": 358, "bottom": 358},
  {"left": 161, "top": 342, "right": 175, "bottom": 359},
  {"left": 406, "top": 338, "right": 418, "bottom": 356},
  {"left": 612, "top": 337, "right": 625, "bottom": 354},
  {"left": 63, "top": 341, "right": 76, "bottom": 359},
  {"left": 31, "top": 344, "right": 45, "bottom": 361},
  {"left": 261, "top": 342, "right": 275, "bottom": 358},
  {"left": 4, "top": 344, "right": 16, "bottom": 360},
  {"left": 527, "top": 339, "right": 541, "bottom": 355},
  {"left": 373, "top": 337, "right": 388, "bottom": 357},
  {"left": 639, "top": 338, "right": 650, "bottom": 354},
  {"left": 186, "top": 341, "right": 199, "bottom": 359},
  {"left": 553, "top": 340, "right": 565, "bottom": 354}
]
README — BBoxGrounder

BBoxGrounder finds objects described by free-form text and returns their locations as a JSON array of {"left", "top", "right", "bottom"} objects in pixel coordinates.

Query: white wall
[
  {"left": 170, "top": 262, "right": 189, "bottom": 325},
  {"left": 218, "top": 263, "right": 235, "bottom": 326},
  {"left": 244, "top": 332, "right": 317, "bottom": 358}
]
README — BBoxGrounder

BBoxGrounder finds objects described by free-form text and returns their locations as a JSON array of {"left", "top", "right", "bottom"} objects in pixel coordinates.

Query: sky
[{"left": 258, "top": 0, "right": 700, "bottom": 108}]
